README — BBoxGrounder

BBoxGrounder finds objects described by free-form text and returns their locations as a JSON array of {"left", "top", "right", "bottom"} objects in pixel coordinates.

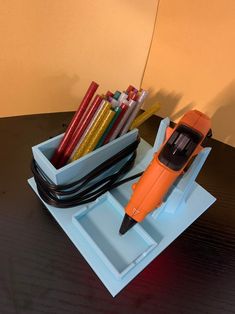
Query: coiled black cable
[{"left": 31, "top": 138, "right": 143, "bottom": 208}]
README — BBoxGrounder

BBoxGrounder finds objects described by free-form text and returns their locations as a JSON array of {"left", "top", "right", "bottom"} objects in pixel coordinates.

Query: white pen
[
  {"left": 119, "top": 90, "right": 149, "bottom": 136},
  {"left": 118, "top": 92, "right": 128, "bottom": 105},
  {"left": 108, "top": 99, "right": 137, "bottom": 142}
]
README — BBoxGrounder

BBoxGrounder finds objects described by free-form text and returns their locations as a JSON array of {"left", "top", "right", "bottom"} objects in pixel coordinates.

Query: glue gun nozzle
[{"left": 119, "top": 214, "right": 137, "bottom": 235}]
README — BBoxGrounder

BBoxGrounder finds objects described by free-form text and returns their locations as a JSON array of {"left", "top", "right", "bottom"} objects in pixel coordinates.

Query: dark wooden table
[{"left": 0, "top": 112, "right": 234, "bottom": 314}]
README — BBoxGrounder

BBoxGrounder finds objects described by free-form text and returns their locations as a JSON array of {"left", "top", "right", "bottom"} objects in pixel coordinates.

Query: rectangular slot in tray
[
  {"left": 32, "top": 129, "right": 138, "bottom": 185},
  {"left": 72, "top": 192, "right": 157, "bottom": 279}
]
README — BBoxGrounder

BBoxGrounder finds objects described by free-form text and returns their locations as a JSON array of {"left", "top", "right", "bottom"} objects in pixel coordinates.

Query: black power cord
[{"left": 31, "top": 138, "right": 144, "bottom": 208}]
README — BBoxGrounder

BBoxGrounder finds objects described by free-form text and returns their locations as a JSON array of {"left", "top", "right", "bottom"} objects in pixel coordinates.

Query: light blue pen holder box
[{"left": 32, "top": 129, "right": 139, "bottom": 185}]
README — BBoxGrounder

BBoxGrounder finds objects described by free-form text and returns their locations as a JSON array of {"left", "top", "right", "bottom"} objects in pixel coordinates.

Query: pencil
[
  {"left": 119, "top": 90, "right": 149, "bottom": 136},
  {"left": 95, "top": 106, "right": 121, "bottom": 148},
  {"left": 108, "top": 99, "right": 137, "bottom": 142},
  {"left": 103, "top": 103, "right": 128, "bottom": 144},
  {"left": 81, "top": 109, "right": 115, "bottom": 156},
  {"left": 71, "top": 101, "right": 111, "bottom": 161},
  {"left": 130, "top": 102, "right": 160, "bottom": 130},
  {"left": 68, "top": 100, "right": 105, "bottom": 162},
  {"left": 57, "top": 94, "right": 103, "bottom": 168},
  {"left": 51, "top": 81, "right": 98, "bottom": 167}
]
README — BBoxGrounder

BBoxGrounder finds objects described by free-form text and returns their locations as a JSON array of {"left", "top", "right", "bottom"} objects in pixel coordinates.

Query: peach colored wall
[
  {"left": 1, "top": 0, "right": 234, "bottom": 147},
  {"left": 142, "top": 0, "right": 235, "bottom": 147},
  {"left": 0, "top": 0, "right": 157, "bottom": 117}
]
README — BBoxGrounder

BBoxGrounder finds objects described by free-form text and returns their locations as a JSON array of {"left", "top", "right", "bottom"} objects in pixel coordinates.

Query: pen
[
  {"left": 56, "top": 95, "right": 103, "bottom": 168},
  {"left": 103, "top": 103, "right": 128, "bottom": 144},
  {"left": 126, "top": 85, "right": 135, "bottom": 93},
  {"left": 113, "top": 91, "right": 121, "bottom": 100},
  {"left": 51, "top": 81, "right": 98, "bottom": 167},
  {"left": 68, "top": 100, "right": 105, "bottom": 162},
  {"left": 130, "top": 102, "right": 160, "bottom": 130},
  {"left": 108, "top": 99, "right": 137, "bottom": 142},
  {"left": 96, "top": 106, "right": 122, "bottom": 148},
  {"left": 118, "top": 92, "right": 128, "bottom": 105},
  {"left": 81, "top": 109, "right": 115, "bottom": 157},
  {"left": 105, "top": 91, "right": 114, "bottom": 98},
  {"left": 128, "top": 90, "right": 138, "bottom": 101},
  {"left": 71, "top": 101, "right": 111, "bottom": 161},
  {"left": 119, "top": 90, "right": 148, "bottom": 136},
  {"left": 109, "top": 97, "right": 119, "bottom": 108}
]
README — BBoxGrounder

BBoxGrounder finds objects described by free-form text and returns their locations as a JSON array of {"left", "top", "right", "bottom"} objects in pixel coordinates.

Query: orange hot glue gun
[{"left": 119, "top": 110, "right": 212, "bottom": 235}]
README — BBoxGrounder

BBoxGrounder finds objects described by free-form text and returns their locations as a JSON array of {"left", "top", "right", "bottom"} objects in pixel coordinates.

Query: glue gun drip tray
[{"left": 72, "top": 193, "right": 157, "bottom": 280}]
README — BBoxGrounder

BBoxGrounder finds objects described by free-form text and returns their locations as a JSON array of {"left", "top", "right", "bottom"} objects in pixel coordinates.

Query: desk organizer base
[{"left": 28, "top": 139, "right": 216, "bottom": 296}]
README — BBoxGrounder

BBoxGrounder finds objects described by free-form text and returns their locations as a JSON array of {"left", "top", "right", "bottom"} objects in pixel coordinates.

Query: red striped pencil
[
  {"left": 51, "top": 81, "right": 98, "bottom": 168},
  {"left": 57, "top": 95, "right": 103, "bottom": 168}
]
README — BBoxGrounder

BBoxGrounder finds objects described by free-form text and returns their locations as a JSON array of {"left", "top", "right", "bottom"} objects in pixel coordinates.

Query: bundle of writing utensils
[{"left": 51, "top": 81, "right": 153, "bottom": 169}]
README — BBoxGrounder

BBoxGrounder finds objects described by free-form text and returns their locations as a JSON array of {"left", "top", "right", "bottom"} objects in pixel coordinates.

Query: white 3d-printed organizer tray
[{"left": 28, "top": 119, "right": 216, "bottom": 296}]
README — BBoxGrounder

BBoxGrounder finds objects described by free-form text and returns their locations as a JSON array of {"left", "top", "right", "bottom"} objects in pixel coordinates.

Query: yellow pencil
[
  {"left": 71, "top": 101, "right": 111, "bottom": 161},
  {"left": 82, "top": 109, "right": 115, "bottom": 156},
  {"left": 130, "top": 103, "right": 160, "bottom": 130}
]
